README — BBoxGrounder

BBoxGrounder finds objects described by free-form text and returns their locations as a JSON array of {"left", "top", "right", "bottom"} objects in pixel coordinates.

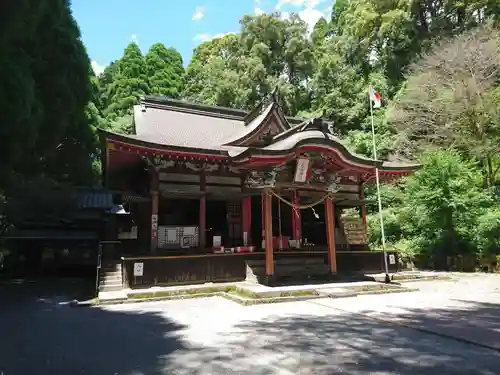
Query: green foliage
[
  {"left": 473, "top": 208, "right": 500, "bottom": 255},
  {"left": 0, "top": 0, "right": 98, "bottom": 187},
  {"left": 145, "top": 44, "right": 184, "bottom": 98},
  {"left": 96, "top": 42, "right": 185, "bottom": 134},
  {"left": 3, "top": 3, "right": 500, "bottom": 267},
  {"left": 182, "top": 13, "right": 314, "bottom": 115}
]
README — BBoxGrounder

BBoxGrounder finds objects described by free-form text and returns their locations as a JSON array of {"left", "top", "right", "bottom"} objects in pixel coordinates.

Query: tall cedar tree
[{"left": 0, "top": 0, "right": 95, "bottom": 186}]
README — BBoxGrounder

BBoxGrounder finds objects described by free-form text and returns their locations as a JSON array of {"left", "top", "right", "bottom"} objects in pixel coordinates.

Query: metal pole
[{"left": 369, "top": 88, "right": 391, "bottom": 283}]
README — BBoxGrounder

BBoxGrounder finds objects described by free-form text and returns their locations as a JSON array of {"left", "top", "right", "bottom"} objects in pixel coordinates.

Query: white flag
[{"left": 369, "top": 86, "right": 382, "bottom": 108}]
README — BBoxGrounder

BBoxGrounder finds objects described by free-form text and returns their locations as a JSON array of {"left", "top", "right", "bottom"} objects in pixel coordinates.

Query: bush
[{"left": 474, "top": 207, "right": 500, "bottom": 256}]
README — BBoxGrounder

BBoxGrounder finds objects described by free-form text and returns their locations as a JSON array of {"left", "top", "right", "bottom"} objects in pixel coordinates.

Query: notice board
[{"left": 341, "top": 217, "right": 368, "bottom": 245}]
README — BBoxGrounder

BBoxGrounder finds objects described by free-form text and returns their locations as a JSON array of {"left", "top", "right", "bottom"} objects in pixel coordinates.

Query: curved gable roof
[{"left": 230, "top": 128, "right": 420, "bottom": 172}]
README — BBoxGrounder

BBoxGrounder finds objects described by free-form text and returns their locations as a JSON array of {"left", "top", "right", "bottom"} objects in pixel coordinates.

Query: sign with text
[
  {"left": 388, "top": 254, "right": 396, "bottom": 265},
  {"left": 133, "top": 262, "right": 144, "bottom": 277},
  {"left": 294, "top": 158, "right": 310, "bottom": 183},
  {"left": 341, "top": 217, "right": 368, "bottom": 245}
]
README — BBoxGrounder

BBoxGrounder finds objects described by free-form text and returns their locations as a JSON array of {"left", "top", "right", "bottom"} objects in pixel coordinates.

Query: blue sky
[{"left": 71, "top": 0, "right": 333, "bottom": 75}]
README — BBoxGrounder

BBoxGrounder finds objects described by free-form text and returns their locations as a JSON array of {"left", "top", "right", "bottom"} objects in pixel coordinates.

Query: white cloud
[
  {"left": 298, "top": 7, "right": 324, "bottom": 32},
  {"left": 193, "top": 32, "right": 235, "bottom": 42},
  {"left": 193, "top": 33, "right": 211, "bottom": 42},
  {"left": 91, "top": 61, "right": 106, "bottom": 76},
  {"left": 276, "top": 0, "right": 321, "bottom": 10},
  {"left": 275, "top": 0, "right": 327, "bottom": 33},
  {"left": 255, "top": 7, "right": 265, "bottom": 15},
  {"left": 280, "top": 11, "right": 291, "bottom": 20},
  {"left": 192, "top": 6, "right": 205, "bottom": 21}
]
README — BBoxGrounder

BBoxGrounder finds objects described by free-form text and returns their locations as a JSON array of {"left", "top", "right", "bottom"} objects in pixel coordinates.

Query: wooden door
[{"left": 226, "top": 201, "right": 242, "bottom": 247}]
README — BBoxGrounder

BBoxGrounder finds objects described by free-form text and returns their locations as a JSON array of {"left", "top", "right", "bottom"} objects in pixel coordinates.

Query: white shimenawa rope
[{"left": 264, "top": 188, "right": 335, "bottom": 210}]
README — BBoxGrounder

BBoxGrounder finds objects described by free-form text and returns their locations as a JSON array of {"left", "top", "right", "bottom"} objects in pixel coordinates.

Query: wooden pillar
[
  {"left": 263, "top": 191, "right": 274, "bottom": 276},
  {"left": 325, "top": 197, "right": 337, "bottom": 274},
  {"left": 199, "top": 173, "right": 206, "bottom": 249},
  {"left": 199, "top": 196, "right": 206, "bottom": 248},
  {"left": 261, "top": 194, "right": 265, "bottom": 247},
  {"left": 242, "top": 196, "right": 252, "bottom": 245},
  {"left": 359, "top": 183, "right": 367, "bottom": 229},
  {"left": 291, "top": 190, "right": 301, "bottom": 243}
]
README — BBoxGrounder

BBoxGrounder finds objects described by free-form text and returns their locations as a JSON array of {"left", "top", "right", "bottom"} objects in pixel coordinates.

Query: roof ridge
[
  {"left": 145, "top": 102, "right": 245, "bottom": 121},
  {"left": 142, "top": 95, "right": 247, "bottom": 119},
  {"left": 141, "top": 95, "right": 305, "bottom": 125}
]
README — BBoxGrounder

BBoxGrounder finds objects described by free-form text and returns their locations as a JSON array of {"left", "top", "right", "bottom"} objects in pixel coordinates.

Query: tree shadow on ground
[
  {"left": 0, "top": 279, "right": 189, "bottom": 375},
  {"left": 2, "top": 279, "right": 500, "bottom": 375},
  {"left": 163, "top": 300, "right": 500, "bottom": 375},
  {"left": 359, "top": 299, "right": 500, "bottom": 351}
]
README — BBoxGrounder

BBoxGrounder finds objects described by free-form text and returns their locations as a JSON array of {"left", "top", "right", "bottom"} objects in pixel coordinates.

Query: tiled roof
[
  {"left": 132, "top": 96, "right": 304, "bottom": 150},
  {"left": 102, "top": 96, "right": 420, "bottom": 171},
  {"left": 74, "top": 188, "right": 113, "bottom": 209},
  {"left": 133, "top": 105, "right": 245, "bottom": 149}
]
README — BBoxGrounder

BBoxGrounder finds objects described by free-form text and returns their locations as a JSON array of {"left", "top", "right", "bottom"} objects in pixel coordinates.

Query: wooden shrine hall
[{"left": 99, "top": 94, "right": 419, "bottom": 287}]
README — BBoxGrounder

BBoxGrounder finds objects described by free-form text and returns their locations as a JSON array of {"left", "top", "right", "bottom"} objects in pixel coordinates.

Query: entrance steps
[
  {"left": 246, "top": 257, "right": 330, "bottom": 283},
  {"left": 99, "top": 261, "right": 123, "bottom": 292}
]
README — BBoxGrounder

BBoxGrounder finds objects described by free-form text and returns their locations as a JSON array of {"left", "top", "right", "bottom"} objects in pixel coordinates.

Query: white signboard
[
  {"left": 213, "top": 236, "right": 222, "bottom": 248},
  {"left": 133, "top": 262, "right": 144, "bottom": 277},
  {"left": 388, "top": 254, "right": 396, "bottom": 265},
  {"left": 294, "top": 158, "right": 310, "bottom": 183}
]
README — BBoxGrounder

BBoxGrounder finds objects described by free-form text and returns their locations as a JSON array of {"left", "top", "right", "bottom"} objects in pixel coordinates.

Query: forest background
[{"left": 1, "top": 0, "right": 500, "bottom": 269}]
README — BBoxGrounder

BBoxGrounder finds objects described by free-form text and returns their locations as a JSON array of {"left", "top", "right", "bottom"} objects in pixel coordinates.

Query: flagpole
[{"left": 369, "top": 87, "right": 391, "bottom": 283}]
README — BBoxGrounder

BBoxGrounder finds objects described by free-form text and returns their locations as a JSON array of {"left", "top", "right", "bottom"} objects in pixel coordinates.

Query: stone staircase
[
  {"left": 246, "top": 257, "right": 331, "bottom": 284},
  {"left": 99, "top": 261, "right": 123, "bottom": 292}
]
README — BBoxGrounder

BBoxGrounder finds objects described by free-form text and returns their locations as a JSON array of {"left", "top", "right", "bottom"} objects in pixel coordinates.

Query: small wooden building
[{"left": 99, "top": 95, "right": 419, "bottom": 287}]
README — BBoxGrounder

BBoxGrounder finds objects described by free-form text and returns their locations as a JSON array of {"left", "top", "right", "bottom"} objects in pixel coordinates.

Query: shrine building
[{"left": 99, "top": 94, "right": 419, "bottom": 288}]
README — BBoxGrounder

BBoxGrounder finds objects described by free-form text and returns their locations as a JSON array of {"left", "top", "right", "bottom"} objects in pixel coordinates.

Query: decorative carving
[
  {"left": 347, "top": 175, "right": 358, "bottom": 183},
  {"left": 203, "top": 163, "right": 220, "bottom": 173},
  {"left": 227, "top": 166, "right": 243, "bottom": 174},
  {"left": 309, "top": 168, "right": 326, "bottom": 184},
  {"left": 326, "top": 173, "right": 342, "bottom": 193},
  {"left": 244, "top": 170, "right": 277, "bottom": 188},
  {"left": 150, "top": 156, "right": 175, "bottom": 169},
  {"left": 185, "top": 162, "right": 202, "bottom": 172}
]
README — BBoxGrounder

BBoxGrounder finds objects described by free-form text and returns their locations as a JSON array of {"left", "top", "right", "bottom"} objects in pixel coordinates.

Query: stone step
[
  {"left": 101, "top": 274, "right": 121, "bottom": 280},
  {"left": 102, "top": 263, "right": 122, "bottom": 269},
  {"left": 99, "top": 284, "right": 123, "bottom": 292},
  {"left": 247, "top": 264, "right": 330, "bottom": 277},
  {"left": 99, "top": 282, "right": 123, "bottom": 288},
  {"left": 275, "top": 267, "right": 330, "bottom": 277},
  {"left": 99, "top": 269, "right": 122, "bottom": 276},
  {"left": 100, "top": 270, "right": 122, "bottom": 276},
  {"left": 275, "top": 258, "right": 326, "bottom": 265},
  {"left": 100, "top": 275, "right": 122, "bottom": 283},
  {"left": 100, "top": 280, "right": 122, "bottom": 286}
]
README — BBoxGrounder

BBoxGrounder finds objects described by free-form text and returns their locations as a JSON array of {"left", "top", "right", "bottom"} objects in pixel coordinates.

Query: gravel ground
[{"left": 1, "top": 274, "right": 500, "bottom": 375}]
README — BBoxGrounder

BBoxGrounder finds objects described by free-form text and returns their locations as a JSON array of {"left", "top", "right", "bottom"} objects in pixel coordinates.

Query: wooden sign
[
  {"left": 294, "top": 158, "right": 310, "bottom": 183},
  {"left": 341, "top": 217, "right": 368, "bottom": 245}
]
